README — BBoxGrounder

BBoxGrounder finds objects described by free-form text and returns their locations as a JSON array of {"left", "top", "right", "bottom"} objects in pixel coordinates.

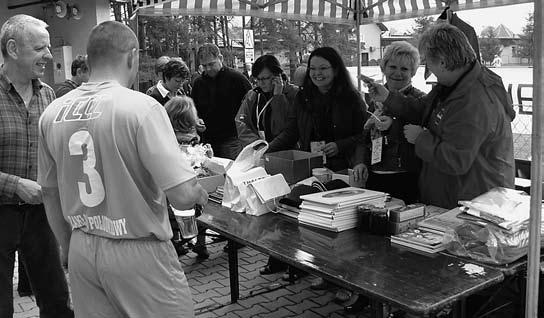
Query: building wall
[
  {"left": 1, "top": 0, "right": 111, "bottom": 86},
  {"left": 360, "top": 24, "right": 382, "bottom": 64}
]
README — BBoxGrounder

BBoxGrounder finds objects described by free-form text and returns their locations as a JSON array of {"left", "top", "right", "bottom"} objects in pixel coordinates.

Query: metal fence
[{"left": 510, "top": 83, "right": 533, "bottom": 160}]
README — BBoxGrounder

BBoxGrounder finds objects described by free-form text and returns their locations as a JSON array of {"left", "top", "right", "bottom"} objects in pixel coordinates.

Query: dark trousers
[
  {"left": 0, "top": 204, "right": 73, "bottom": 318},
  {"left": 366, "top": 171, "right": 420, "bottom": 204},
  {"left": 210, "top": 137, "right": 242, "bottom": 160}
]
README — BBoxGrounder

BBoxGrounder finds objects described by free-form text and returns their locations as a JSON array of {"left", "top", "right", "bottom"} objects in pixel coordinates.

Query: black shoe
[
  {"left": 344, "top": 295, "right": 370, "bottom": 314},
  {"left": 281, "top": 268, "right": 308, "bottom": 282},
  {"left": 259, "top": 265, "right": 285, "bottom": 275},
  {"left": 193, "top": 245, "right": 210, "bottom": 260},
  {"left": 17, "top": 289, "right": 33, "bottom": 297},
  {"left": 173, "top": 242, "right": 188, "bottom": 257}
]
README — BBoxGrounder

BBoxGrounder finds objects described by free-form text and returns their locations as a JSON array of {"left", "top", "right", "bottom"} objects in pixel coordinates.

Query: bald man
[{"left": 38, "top": 21, "right": 207, "bottom": 317}]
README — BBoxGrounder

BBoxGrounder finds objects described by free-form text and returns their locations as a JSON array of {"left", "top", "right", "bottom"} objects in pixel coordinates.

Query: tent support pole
[
  {"left": 356, "top": 0, "right": 361, "bottom": 91},
  {"left": 526, "top": 0, "right": 543, "bottom": 317}
]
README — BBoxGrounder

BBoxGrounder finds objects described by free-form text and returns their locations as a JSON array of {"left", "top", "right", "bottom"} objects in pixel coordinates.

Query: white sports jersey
[{"left": 38, "top": 81, "right": 195, "bottom": 240}]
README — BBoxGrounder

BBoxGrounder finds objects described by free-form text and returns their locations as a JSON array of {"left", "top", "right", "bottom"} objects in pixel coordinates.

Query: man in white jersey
[{"left": 38, "top": 21, "right": 207, "bottom": 317}]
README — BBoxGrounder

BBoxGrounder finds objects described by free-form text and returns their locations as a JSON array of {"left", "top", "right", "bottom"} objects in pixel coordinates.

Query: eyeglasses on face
[
  {"left": 309, "top": 66, "right": 332, "bottom": 72},
  {"left": 255, "top": 75, "right": 273, "bottom": 82}
]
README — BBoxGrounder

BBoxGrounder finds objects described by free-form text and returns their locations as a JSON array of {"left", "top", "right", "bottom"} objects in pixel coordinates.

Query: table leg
[
  {"left": 369, "top": 299, "right": 384, "bottom": 318},
  {"left": 227, "top": 240, "right": 239, "bottom": 303},
  {"left": 452, "top": 299, "right": 467, "bottom": 318}
]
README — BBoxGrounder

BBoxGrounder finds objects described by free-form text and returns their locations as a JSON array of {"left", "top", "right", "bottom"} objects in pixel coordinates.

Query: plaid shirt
[{"left": 0, "top": 67, "right": 54, "bottom": 205}]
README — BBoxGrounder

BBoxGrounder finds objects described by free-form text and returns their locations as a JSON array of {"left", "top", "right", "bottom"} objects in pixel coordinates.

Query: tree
[
  {"left": 479, "top": 26, "right": 502, "bottom": 65},
  {"left": 517, "top": 13, "right": 534, "bottom": 64},
  {"left": 410, "top": 16, "right": 435, "bottom": 47}
]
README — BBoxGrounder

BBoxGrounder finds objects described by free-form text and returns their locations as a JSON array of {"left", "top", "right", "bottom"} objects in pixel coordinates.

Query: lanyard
[{"left": 255, "top": 94, "right": 274, "bottom": 131}]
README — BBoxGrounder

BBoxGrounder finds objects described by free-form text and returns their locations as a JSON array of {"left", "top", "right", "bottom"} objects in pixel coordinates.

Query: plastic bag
[
  {"left": 444, "top": 222, "right": 532, "bottom": 265},
  {"left": 222, "top": 140, "right": 269, "bottom": 213}
]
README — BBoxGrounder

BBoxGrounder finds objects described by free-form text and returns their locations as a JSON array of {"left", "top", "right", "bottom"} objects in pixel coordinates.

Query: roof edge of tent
[
  {"left": 136, "top": 8, "right": 356, "bottom": 25},
  {"left": 360, "top": 0, "right": 534, "bottom": 24}
]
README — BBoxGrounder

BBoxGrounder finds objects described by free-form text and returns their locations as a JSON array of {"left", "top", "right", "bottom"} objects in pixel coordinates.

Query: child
[
  {"left": 165, "top": 96, "right": 201, "bottom": 146},
  {"left": 164, "top": 96, "right": 210, "bottom": 259}
]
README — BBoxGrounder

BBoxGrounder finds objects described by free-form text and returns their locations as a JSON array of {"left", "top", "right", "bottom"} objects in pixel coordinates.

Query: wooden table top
[{"left": 199, "top": 203, "right": 505, "bottom": 315}]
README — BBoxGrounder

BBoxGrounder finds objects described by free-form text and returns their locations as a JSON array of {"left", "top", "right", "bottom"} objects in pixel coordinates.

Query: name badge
[
  {"left": 258, "top": 130, "right": 266, "bottom": 140},
  {"left": 310, "top": 140, "right": 326, "bottom": 165},
  {"left": 371, "top": 137, "right": 383, "bottom": 165}
]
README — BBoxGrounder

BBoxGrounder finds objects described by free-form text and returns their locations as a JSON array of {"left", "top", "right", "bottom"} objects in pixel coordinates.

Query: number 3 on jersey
[{"left": 69, "top": 131, "right": 105, "bottom": 207}]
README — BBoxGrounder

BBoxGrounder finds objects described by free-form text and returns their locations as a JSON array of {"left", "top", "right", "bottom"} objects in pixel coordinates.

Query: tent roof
[
  {"left": 136, "top": 0, "right": 356, "bottom": 25},
  {"left": 136, "top": 0, "right": 533, "bottom": 25},
  {"left": 360, "top": 0, "right": 532, "bottom": 24}
]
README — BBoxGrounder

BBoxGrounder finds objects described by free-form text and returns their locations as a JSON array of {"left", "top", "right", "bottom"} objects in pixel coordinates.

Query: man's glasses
[{"left": 309, "top": 66, "right": 332, "bottom": 72}]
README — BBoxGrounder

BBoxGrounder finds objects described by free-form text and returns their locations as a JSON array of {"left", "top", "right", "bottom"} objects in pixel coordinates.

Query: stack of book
[
  {"left": 417, "top": 207, "right": 466, "bottom": 235},
  {"left": 298, "top": 187, "right": 388, "bottom": 232},
  {"left": 208, "top": 185, "right": 223, "bottom": 204},
  {"left": 277, "top": 198, "right": 302, "bottom": 219},
  {"left": 390, "top": 206, "right": 459, "bottom": 254},
  {"left": 390, "top": 227, "right": 446, "bottom": 253}
]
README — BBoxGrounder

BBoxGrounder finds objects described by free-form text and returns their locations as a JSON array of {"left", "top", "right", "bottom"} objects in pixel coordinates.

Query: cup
[
  {"left": 173, "top": 208, "right": 198, "bottom": 239},
  {"left": 312, "top": 168, "right": 332, "bottom": 184}
]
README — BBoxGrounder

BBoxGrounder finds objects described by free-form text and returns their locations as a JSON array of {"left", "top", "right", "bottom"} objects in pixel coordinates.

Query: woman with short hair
[
  {"left": 365, "top": 23, "right": 515, "bottom": 209},
  {"left": 363, "top": 41, "right": 425, "bottom": 205}
]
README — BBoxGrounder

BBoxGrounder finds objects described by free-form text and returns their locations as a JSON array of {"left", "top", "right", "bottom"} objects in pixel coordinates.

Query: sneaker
[{"left": 335, "top": 289, "right": 353, "bottom": 303}]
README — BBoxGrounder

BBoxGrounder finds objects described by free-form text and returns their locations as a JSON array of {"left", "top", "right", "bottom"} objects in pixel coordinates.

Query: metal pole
[
  {"left": 525, "top": 1, "right": 543, "bottom": 317},
  {"left": 356, "top": 0, "right": 361, "bottom": 91}
]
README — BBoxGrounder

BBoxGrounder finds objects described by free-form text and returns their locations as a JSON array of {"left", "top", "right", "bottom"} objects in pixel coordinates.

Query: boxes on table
[
  {"left": 264, "top": 150, "right": 323, "bottom": 184},
  {"left": 197, "top": 158, "right": 230, "bottom": 193},
  {"left": 332, "top": 169, "right": 365, "bottom": 188}
]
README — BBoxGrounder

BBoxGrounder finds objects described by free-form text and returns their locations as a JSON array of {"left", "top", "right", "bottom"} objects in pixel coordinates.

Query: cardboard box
[
  {"left": 197, "top": 158, "right": 228, "bottom": 193},
  {"left": 264, "top": 150, "right": 323, "bottom": 184},
  {"left": 388, "top": 216, "right": 424, "bottom": 235},
  {"left": 198, "top": 172, "right": 225, "bottom": 193},
  {"left": 332, "top": 169, "right": 365, "bottom": 188}
]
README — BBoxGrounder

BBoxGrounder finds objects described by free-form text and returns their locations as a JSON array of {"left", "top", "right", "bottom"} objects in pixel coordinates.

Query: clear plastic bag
[{"left": 444, "top": 222, "right": 531, "bottom": 265}]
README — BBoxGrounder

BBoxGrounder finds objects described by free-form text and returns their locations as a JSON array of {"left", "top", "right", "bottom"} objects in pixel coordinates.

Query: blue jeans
[{"left": 0, "top": 204, "right": 73, "bottom": 318}]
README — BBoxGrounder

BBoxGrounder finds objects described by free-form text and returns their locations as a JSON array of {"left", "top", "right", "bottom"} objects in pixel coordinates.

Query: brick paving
[{"left": 13, "top": 237, "right": 379, "bottom": 318}]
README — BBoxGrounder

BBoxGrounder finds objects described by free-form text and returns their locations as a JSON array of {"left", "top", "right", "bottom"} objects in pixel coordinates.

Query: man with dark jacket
[
  {"left": 364, "top": 23, "right": 515, "bottom": 209},
  {"left": 191, "top": 44, "right": 251, "bottom": 160},
  {"left": 54, "top": 55, "right": 89, "bottom": 97}
]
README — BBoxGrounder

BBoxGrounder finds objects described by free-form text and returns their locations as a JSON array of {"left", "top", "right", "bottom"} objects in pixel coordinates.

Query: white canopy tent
[
  {"left": 137, "top": 0, "right": 533, "bottom": 25},
  {"left": 136, "top": 1, "right": 543, "bottom": 316}
]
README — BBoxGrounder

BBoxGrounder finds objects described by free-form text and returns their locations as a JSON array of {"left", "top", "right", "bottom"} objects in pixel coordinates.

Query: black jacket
[
  {"left": 191, "top": 67, "right": 252, "bottom": 143},
  {"left": 269, "top": 87, "right": 367, "bottom": 172}
]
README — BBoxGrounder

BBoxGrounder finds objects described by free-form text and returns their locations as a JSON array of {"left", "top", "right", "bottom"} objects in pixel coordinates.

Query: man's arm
[
  {"left": 165, "top": 177, "right": 208, "bottom": 211},
  {"left": 42, "top": 187, "right": 71, "bottom": 264}
]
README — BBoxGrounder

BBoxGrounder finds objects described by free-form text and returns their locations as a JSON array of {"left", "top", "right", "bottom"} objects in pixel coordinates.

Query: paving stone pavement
[{"left": 12, "top": 236, "right": 380, "bottom": 318}]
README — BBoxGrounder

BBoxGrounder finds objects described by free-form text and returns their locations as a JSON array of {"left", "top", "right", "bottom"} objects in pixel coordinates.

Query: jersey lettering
[
  {"left": 68, "top": 131, "right": 105, "bottom": 207},
  {"left": 54, "top": 96, "right": 102, "bottom": 123}
]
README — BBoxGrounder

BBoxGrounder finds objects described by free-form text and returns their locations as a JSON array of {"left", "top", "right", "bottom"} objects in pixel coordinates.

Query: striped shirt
[{"left": 0, "top": 66, "right": 55, "bottom": 205}]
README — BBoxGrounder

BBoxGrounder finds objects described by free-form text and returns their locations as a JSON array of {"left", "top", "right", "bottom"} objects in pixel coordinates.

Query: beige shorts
[{"left": 68, "top": 230, "right": 194, "bottom": 318}]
